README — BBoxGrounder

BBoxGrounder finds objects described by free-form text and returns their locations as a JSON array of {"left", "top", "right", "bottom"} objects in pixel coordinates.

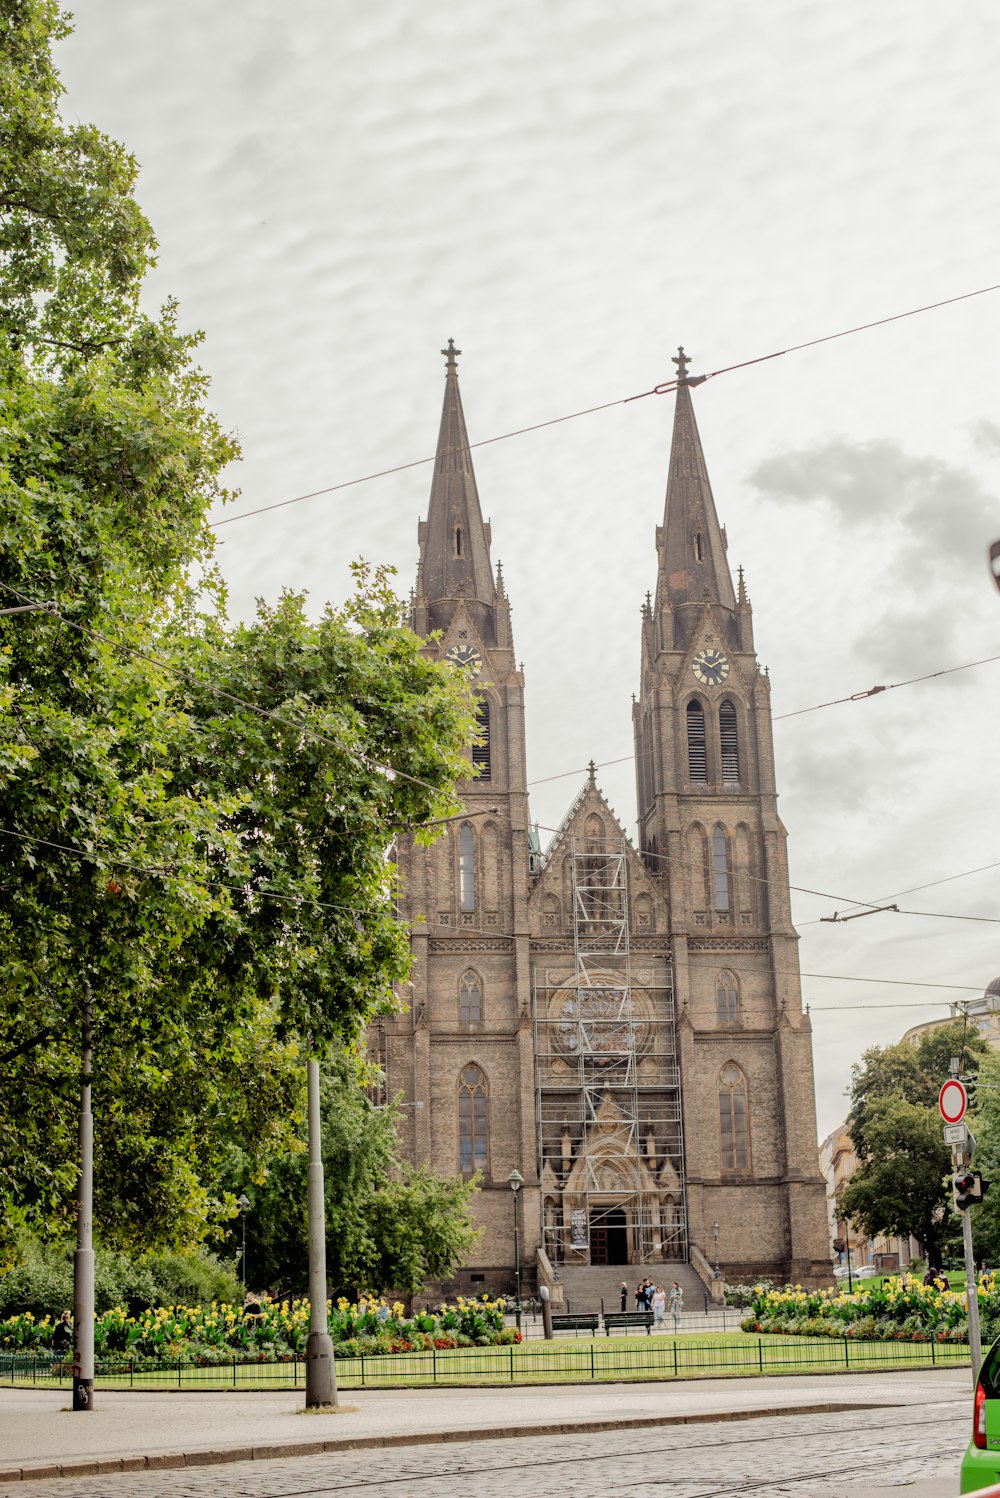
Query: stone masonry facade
[{"left": 375, "top": 340, "right": 832, "bottom": 1300}]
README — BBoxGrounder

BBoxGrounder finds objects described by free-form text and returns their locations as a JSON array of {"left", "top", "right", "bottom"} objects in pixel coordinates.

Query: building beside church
[{"left": 372, "top": 340, "right": 831, "bottom": 1300}]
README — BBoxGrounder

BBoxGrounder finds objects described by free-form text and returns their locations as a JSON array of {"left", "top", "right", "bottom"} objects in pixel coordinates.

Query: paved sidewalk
[{"left": 0, "top": 1367, "right": 969, "bottom": 1485}]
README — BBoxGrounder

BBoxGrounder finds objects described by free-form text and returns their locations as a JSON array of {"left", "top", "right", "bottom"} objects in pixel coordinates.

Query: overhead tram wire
[
  {"left": 530, "top": 814, "right": 999, "bottom": 928},
  {"left": 0, "top": 821, "right": 983, "bottom": 1002},
  {"left": 4, "top": 582, "right": 995, "bottom": 927},
  {"left": 208, "top": 279, "right": 1000, "bottom": 529},
  {"left": 0, "top": 581, "right": 449, "bottom": 803}
]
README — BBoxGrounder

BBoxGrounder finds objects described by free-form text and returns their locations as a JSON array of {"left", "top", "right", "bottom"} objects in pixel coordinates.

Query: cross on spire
[
  {"left": 672, "top": 345, "right": 691, "bottom": 382},
  {"left": 442, "top": 338, "right": 461, "bottom": 371}
]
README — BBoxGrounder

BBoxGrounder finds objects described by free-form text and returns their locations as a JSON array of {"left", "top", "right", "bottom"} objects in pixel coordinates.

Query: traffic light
[{"left": 954, "top": 1170, "right": 990, "bottom": 1211}]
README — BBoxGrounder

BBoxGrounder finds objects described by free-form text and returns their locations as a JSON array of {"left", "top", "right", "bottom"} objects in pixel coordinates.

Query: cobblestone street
[{"left": 6, "top": 1395, "right": 970, "bottom": 1498}]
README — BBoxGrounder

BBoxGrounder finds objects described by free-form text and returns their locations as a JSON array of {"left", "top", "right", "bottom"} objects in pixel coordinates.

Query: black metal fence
[{"left": 0, "top": 1335, "right": 970, "bottom": 1391}]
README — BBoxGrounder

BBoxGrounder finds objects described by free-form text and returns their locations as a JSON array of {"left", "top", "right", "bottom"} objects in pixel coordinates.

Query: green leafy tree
[
  {"left": 0, "top": 0, "right": 475, "bottom": 1259},
  {"left": 219, "top": 1051, "right": 481, "bottom": 1297},
  {"left": 839, "top": 1020, "right": 989, "bottom": 1266}
]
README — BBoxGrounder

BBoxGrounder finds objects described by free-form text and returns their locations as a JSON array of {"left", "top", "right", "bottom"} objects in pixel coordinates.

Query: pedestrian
[
  {"left": 620, "top": 1280, "right": 628, "bottom": 1313},
  {"left": 668, "top": 1280, "right": 683, "bottom": 1332},
  {"left": 243, "top": 1291, "right": 263, "bottom": 1320},
  {"left": 634, "top": 1280, "right": 645, "bottom": 1311},
  {"left": 651, "top": 1284, "right": 666, "bottom": 1327},
  {"left": 51, "top": 1310, "right": 73, "bottom": 1359}
]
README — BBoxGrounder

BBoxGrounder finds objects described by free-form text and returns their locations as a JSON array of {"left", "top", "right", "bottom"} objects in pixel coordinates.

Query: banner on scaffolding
[{"left": 571, "top": 1209, "right": 588, "bottom": 1248}]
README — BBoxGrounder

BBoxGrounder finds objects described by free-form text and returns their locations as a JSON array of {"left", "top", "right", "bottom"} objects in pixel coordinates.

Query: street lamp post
[
  {"left": 72, "top": 985, "right": 94, "bottom": 1412},
  {"left": 711, "top": 1219, "right": 720, "bottom": 1280},
  {"left": 236, "top": 1194, "right": 251, "bottom": 1287},
  {"left": 507, "top": 1168, "right": 524, "bottom": 1331},
  {"left": 305, "top": 1056, "right": 336, "bottom": 1408}
]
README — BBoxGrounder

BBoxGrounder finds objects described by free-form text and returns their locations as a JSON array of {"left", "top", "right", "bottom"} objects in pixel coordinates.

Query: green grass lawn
[{"left": 5, "top": 1332, "right": 970, "bottom": 1391}]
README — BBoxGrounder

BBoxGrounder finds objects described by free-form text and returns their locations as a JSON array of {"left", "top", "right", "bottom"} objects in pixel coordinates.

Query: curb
[{"left": 0, "top": 1400, "right": 890, "bottom": 1484}]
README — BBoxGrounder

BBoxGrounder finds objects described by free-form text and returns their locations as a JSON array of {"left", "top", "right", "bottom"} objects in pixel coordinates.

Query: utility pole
[
  {"left": 305, "top": 1056, "right": 336, "bottom": 1408},
  {"left": 73, "top": 986, "right": 94, "bottom": 1411},
  {"left": 941, "top": 1060, "right": 987, "bottom": 1390}
]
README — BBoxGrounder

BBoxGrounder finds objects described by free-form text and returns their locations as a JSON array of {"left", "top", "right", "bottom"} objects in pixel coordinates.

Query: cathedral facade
[{"left": 374, "top": 341, "right": 831, "bottom": 1298}]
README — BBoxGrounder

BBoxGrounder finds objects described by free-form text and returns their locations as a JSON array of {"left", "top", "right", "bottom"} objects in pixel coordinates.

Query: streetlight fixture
[
  {"left": 711, "top": 1219, "right": 720, "bottom": 1280},
  {"left": 236, "top": 1194, "right": 251, "bottom": 1287},
  {"left": 507, "top": 1168, "right": 524, "bottom": 1330}
]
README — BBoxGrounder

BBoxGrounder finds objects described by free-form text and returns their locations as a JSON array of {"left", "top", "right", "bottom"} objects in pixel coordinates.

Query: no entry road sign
[{"left": 939, "top": 1079, "right": 968, "bottom": 1125}]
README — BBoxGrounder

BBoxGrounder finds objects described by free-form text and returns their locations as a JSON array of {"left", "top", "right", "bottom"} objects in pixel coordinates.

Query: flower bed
[
  {"left": 0, "top": 1293, "right": 518, "bottom": 1363},
  {"left": 733, "top": 1272, "right": 1000, "bottom": 1344}
]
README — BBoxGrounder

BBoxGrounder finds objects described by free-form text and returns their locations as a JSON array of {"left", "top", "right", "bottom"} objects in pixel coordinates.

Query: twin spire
[{"left": 418, "top": 340, "right": 739, "bottom": 650}]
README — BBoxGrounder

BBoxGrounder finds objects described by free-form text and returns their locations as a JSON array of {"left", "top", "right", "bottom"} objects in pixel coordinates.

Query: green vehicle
[{"left": 962, "top": 1340, "right": 1000, "bottom": 1492}]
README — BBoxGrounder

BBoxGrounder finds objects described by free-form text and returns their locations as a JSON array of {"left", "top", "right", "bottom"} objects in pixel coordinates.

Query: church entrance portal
[{"left": 589, "top": 1207, "right": 628, "bottom": 1265}]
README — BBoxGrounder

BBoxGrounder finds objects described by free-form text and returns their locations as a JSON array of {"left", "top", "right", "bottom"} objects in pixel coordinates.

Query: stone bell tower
[
  {"left": 632, "top": 347, "right": 830, "bottom": 1283},
  {"left": 379, "top": 341, "right": 540, "bottom": 1294}
]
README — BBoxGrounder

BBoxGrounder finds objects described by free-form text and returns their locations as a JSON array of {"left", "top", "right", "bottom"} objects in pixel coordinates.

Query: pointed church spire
[
  {"left": 657, "top": 347, "right": 737, "bottom": 644},
  {"left": 417, "top": 341, "right": 496, "bottom": 633}
]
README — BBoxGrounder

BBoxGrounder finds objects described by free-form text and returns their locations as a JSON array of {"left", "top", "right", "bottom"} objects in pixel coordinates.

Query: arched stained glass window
[
  {"left": 716, "top": 970, "right": 739, "bottom": 1025},
  {"left": 719, "top": 699, "right": 740, "bottom": 783},
  {"left": 459, "top": 824, "right": 476, "bottom": 911},
  {"left": 712, "top": 826, "right": 730, "bottom": 911},
  {"left": 459, "top": 970, "right": 483, "bottom": 1024},
  {"left": 459, "top": 1064, "right": 488, "bottom": 1175},
  {"left": 687, "top": 700, "right": 707, "bottom": 782},
  {"left": 472, "top": 699, "right": 491, "bottom": 780},
  {"left": 719, "top": 1062, "right": 750, "bottom": 1171}
]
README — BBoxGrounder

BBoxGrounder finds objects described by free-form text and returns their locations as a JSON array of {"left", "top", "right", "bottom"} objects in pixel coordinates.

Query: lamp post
[
  {"left": 72, "top": 985, "right": 94, "bottom": 1412},
  {"left": 711, "top": 1219, "right": 720, "bottom": 1280},
  {"left": 236, "top": 1194, "right": 250, "bottom": 1287},
  {"left": 305, "top": 1056, "right": 336, "bottom": 1408},
  {"left": 507, "top": 1168, "right": 524, "bottom": 1330}
]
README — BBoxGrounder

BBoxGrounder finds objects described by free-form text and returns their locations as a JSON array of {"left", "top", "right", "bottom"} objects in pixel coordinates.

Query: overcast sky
[{"left": 58, "top": 0, "right": 1000, "bottom": 1138}]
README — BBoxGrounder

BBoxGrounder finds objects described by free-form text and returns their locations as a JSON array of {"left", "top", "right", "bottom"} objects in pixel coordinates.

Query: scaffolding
[{"left": 533, "top": 835, "right": 687, "bottom": 1266}]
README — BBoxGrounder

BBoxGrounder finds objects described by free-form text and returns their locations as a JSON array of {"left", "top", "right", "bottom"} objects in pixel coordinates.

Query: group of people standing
[{"left": 621, "top": 1278, "right": 683, "bottom": 1330}]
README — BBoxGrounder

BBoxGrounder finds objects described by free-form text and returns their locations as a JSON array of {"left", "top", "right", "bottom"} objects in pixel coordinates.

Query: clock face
[
  {"left": 692, "top": 648, "right": 730, "bottom": 687},
  {"left": 445, "top": 643, "right": 483, "bottom": 676}
]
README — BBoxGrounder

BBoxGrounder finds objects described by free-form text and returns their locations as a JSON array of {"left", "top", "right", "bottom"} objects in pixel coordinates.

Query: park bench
[
  {"left": 550, "top": 1313, "right": 600, "bottom": 1336},
  {"left": 603, "top": 1310, "right": 654, "bottom": 1336}
]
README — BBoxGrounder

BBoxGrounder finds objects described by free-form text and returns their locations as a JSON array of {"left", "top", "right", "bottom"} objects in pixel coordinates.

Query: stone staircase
[{"left": 555, "top": 1262, "right": 707, "bottom": 1316}]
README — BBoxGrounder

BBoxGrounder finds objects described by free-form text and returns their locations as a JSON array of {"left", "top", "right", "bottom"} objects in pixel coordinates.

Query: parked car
[{"left": 961, "top": 1337, "right": 1000, "bottom": 1491}]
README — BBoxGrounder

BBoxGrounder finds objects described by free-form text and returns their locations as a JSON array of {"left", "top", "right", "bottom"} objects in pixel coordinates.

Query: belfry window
[
  {"left": 472, "top": 699, "right": 491, "bottom": 779},
  {"left": 459, "top": 823, "right": 476, "bottom": 911},
  {"left": 686, "top": 700, "right": 708, "bottom": 782},
  {"left": 459, "top": 1064, "right": 488, "bottom": 1175},
  {"left": 719, "top": 1062, "right": 749, "bottom": 1171},
  {"left": 711, "top": 825, "right": 730, "bottom": 911},
  {"left": 459, "top": 970, "right": 483, "bottom": 1024},
  {"left": 716, "top": 971, "right": 739, "bottom": 1025},
  {"left": 719, "top": 700, "right": 740, "bottom": 783}
]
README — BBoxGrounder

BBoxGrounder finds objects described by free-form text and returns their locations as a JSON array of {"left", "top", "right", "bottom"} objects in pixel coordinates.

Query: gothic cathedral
[{"left": 375, "top": 341, "right": 831, "bottom": 1301}]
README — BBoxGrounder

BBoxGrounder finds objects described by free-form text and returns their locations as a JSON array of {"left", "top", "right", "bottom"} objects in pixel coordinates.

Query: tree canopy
[
  {"left": 839, "top": 1020, "right": 990, "bottom": 1267},
  {"left": 0, "top": 0, "right": 475, "bottom": 1259}
]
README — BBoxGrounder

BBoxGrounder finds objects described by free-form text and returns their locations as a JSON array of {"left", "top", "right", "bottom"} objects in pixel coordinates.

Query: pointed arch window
[
  {"left": 686, "top": 700, "right": 708, "bottom": 782},
  {"left": 472, "top": 699, "right": 491, "bottom": 780},
  {"left": 459, "top": 970, "right": 483, "bottom": 1024},
  {"left": 719, "top": 1062, "right": 750, "bottom": 1171},
  {"left": 454, "top": 523, "right": 464, "bottom": 558},
  {"left": 459, "top": 824, "right": 476, "bottom": 911},
  {"left": 719, "top": 699, "right": 740, "bottom": 783},
  {"left": 711, "top": 825, "right": 730, "bottom": 911},
  {"left": 716, "top": 970, "right": 739, "bottom": 1026},
  {"left": 459, "top": 1063, "right": 488, "bottom": 1175}
]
